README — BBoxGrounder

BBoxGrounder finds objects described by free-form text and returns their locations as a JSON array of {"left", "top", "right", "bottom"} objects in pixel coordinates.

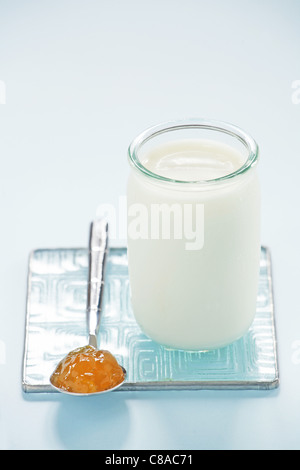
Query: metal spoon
[{"left": 50, "top": 219, "right": 126, "bottom": 395}]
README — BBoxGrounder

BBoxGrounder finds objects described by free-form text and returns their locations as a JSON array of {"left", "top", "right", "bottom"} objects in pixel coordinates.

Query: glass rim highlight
[{"left": 127, "top": 118, "right": 259, "bottom": 186}]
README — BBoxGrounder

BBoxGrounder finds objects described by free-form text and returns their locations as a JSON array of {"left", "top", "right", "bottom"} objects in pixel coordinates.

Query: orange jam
[{"left": 50, "top": 345, "right": 125, "bottom": 394}]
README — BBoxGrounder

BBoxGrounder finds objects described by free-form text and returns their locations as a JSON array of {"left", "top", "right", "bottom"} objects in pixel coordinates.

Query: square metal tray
[{"left": 22, "top": 246, "right": 279, "bottom": 392}]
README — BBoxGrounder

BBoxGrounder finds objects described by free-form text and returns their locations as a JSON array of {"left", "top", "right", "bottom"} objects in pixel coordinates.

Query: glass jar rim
[{"left": 127, "top": 119, "right": 259, "bottom": 186}]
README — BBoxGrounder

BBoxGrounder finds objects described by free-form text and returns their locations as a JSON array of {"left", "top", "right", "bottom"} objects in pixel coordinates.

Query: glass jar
[{"left": 127, "top": 119, "right": 260, "bottom": 351}]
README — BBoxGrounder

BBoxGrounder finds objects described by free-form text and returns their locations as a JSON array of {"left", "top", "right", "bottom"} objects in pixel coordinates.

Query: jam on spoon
[
  {"left": 50, "top": 345, "right": 125, "bottom": 394},
  {"left": 49, "top": 219, "right": 126, "bottom": 395}
]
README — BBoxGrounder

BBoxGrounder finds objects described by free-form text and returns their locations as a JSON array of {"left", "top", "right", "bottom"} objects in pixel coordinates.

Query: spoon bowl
[{"left": 50, "top": 366, "right": 127, "bottom": 396}]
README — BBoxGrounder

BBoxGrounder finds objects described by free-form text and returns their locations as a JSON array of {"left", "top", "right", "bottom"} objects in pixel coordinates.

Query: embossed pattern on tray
[{"left": 22, "top": 247, "right": 279, "bottom": 392}]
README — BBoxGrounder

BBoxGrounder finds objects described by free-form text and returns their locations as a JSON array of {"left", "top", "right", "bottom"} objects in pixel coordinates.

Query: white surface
[{"left": 0, "top": 0, "right": 300, "bottom": 450}]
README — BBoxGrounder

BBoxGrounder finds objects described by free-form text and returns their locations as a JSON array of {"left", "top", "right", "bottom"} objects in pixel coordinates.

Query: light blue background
[{"left": 1, "top": 0, "right": 300, "bottom": 450}]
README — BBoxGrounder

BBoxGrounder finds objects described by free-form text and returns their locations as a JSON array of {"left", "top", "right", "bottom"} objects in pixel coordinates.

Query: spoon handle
[{"left": 87, "top": 219, "right": 109, "bottom": 348}]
